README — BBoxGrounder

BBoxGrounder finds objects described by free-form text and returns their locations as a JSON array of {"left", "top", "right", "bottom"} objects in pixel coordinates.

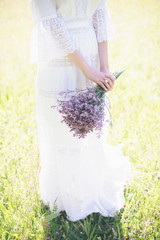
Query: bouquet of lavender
[{"left": 51, "top": 70, "right": 125, "bottom": 139}]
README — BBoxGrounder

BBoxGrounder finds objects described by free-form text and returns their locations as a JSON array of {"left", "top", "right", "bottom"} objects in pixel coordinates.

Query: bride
[{"left": 28, "top": 0, "right": 132, "bottom": 222}]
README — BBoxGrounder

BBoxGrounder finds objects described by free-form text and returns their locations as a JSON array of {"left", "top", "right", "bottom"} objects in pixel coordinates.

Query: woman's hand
[
  {"left": 67, "top": 50, "right": 115, "bottom": 92},
  {"left": 100, "top": 67, "right": 116, "bottom": 92},
  {"left": 83, "top": 65, "right": 115, "bottom": 92}
]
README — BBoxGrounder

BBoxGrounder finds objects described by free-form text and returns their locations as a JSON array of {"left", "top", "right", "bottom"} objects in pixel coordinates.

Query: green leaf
[
  {"left": 89, "top": 224, "right": 97, "bottom": 240},
  {"left": 113, "top": 69, "right": 125, "bottom": 79},
  {"left": 45, "top": 212, "right": 61, "bottom": 222},
  {"left": 69, "top": 229, "right": 82, "bottom": 240}
]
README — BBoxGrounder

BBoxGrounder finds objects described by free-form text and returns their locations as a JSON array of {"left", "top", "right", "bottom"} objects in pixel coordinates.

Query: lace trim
[
  {"left": 92, "top": 8, "right": 115, "bottom": 42},
  {"left": 41, "top": 53, "right": 98, "bottom": 68},
  {"left": 65, "top": 183, "right": 126, "bottom": 221},
  {"left": 66, "top": 26, "right": 94, "bottom": 34},
  {"left": 42, "top": 17, "right": 77, "bottom": 55}
]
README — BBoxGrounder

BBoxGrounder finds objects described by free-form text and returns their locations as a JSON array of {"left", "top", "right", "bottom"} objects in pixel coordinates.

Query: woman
[{"left": 28, "top": 0, "right": 132, "bottom": 222}]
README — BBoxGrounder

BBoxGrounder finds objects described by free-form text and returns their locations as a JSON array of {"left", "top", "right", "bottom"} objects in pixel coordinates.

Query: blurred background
[{"left": 0, "top": 0, "right": 160, "bottom": 239}]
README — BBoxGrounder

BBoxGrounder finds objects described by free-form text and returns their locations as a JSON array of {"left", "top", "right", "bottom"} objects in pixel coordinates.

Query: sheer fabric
[
  {"left": 42, "top": 17, "right": 77, "bottom": 55},
  {"left": 28, "top": 0, "right": 116, "bottom": 64},
  {"left": 92, "top": 7, "right": 116, "bottom": 42}
]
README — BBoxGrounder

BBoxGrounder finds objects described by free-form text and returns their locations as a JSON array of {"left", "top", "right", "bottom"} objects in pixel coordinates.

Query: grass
[{"left": 0, "top": 0, "right": 160, "bottom": 239}]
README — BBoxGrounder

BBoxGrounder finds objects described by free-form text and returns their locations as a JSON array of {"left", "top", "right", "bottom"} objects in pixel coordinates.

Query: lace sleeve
[
  {"left": 42, "top": 17, "right": 76, "bottom": 55},
  {"left": 92, "top": 0, "right": 116, "bottom": 42},
  {"left": 28, "top": 0, "right": 77, "bottom": 63}
]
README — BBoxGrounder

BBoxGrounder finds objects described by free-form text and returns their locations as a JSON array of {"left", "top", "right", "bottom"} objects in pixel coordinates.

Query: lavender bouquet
[{"left": 51, "top": 70, "right": 125, "bottom": 139}]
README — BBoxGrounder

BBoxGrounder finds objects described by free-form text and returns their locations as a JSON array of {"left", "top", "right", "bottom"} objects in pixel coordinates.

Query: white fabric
[
  {"left": 92, "top": 7, "right": 116, "bottom": 42},
  {"left": 42, "top": 17, "right": 77, "bottom": 55},
  {"left": 28, "top": 0, "right": 116, "bottom": 64},
  {"left": 29, "top": 0, "right": 132, "bottom": 222}
]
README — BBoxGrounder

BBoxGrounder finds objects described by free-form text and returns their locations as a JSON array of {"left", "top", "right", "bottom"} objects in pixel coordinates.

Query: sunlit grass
[{"left": 0, "top": 0, "right": 160, "bottom": 239}]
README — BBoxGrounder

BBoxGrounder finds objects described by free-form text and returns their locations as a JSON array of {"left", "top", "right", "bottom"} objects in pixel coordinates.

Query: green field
[{"left": 0, "top": 0, "right": 160, "bottom": 239}]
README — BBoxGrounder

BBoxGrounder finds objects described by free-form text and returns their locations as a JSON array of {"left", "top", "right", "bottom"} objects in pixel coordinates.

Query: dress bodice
[
  {"left": 73, "top": 0, "right": 88, "bottom": 17},
  {"left": 28, "top": 0, "right": 116, "bottom": 64},
  {"left": 29, "top": 0, "right": 107, "bottom": 23}
]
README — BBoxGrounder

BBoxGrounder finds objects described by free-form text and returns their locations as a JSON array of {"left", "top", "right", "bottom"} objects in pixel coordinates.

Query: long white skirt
[{"left": 35, "top": 19, "right": 132, "bottom": 222}]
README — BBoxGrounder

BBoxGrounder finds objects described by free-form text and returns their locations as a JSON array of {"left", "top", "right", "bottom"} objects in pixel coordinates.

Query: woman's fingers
[
  {"left": 97, "top": 80, "right": 109, "bottom": 92},
  {"left": 107, "top": 79, "right": 114, "bottom": 89},
  {"left": 102, "top": 78, "right": 113, "bottom": 90},
  {"left": 90, "top": 70, "right": 116, "bottom": 92},
  {"left": 105, "top": 81, "right": 113, "bottom": 91},
  {"left": 104, "top": 73, "right": 115, "bottom": 83}
]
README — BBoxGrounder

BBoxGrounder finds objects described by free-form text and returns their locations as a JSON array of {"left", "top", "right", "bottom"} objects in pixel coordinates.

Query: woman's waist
[{"left": 64, "top": 18, "right": 94, "bottom": 33}]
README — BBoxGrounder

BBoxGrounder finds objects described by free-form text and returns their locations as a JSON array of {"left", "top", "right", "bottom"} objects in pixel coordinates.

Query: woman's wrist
[
  {"left": 100, "top": 66, "right": 110, "bottom": 72},
  {"left": 98, "top": 41, "right": 110, "bottom": 73}
]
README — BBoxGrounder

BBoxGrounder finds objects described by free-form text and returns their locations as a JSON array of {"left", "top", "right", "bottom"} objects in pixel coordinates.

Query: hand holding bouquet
[
  {"left": 51, "top": 70, "right": 124, "bottom": 139},
  {"left": 83, "top": 67, "right": 116, "bottom": 93}
]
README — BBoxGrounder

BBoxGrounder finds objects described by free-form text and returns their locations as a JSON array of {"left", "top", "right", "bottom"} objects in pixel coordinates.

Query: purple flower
[
  {"left": 51, "top": 70, "right": 124, "bottom": 139},
  {"left": 56, "top": 231, "right": 60, "bottom": 235},
  {"left": 46, "top": 224, "right": 49, "bottom": 228},
  {"left": 132, "top": 230, "right": 136, "bottom": 234},
  {"left": 47, "top": 238, "right": 50, "bottom": 240}
]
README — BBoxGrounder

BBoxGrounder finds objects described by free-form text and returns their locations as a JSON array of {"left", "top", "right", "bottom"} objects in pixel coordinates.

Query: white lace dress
[{"left": 28, "top": 0, "right": 132, "bottom": 222}]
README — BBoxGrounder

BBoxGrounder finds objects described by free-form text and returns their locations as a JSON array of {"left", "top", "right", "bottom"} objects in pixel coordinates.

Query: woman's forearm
[
  {"left": 67, "top": 49, "right": 90, "bottom": 73},
  {"left": 67, "top": 42, "right": 110, "bottom": 75},
  {"left": 98, "top": 41, "right": 109, "bottom": 71},
  {"left": 67, "top": 47, "right": 115, "bottom": 92}
]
